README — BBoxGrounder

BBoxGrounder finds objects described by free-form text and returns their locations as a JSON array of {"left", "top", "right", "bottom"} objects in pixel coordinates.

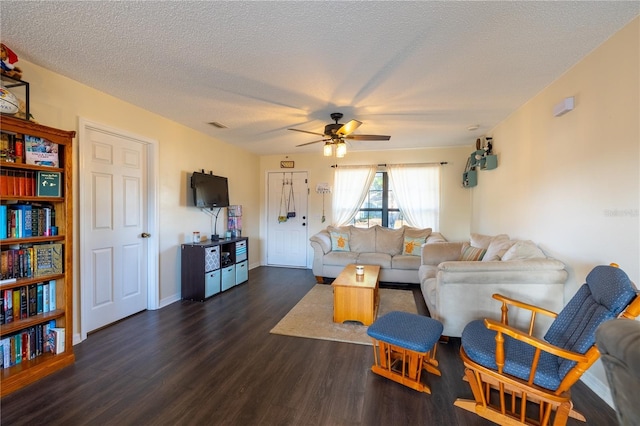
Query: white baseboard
[
  {"left": 581, "top": 370, "right": 614, "bottom": 408},
  {"left": 159, "top": 293, "right": 181, "bottom": 309}
]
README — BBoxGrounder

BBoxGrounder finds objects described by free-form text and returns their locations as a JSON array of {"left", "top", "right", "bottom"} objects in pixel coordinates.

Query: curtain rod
[{"left": 330, "top": 162, "right": 448, "bottom": 168}]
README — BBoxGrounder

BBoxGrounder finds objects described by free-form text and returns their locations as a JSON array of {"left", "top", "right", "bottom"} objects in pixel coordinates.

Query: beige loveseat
[
  {"left": 418, "top": 233, "right": 568, "bottom": 337},
  {"left": 310, "top": 225, "right": 445, "bottom": 284}
]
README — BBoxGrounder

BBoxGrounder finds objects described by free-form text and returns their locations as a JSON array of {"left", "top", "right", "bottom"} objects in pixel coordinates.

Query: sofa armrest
[
  {"left": 421, "top": 242, "right": 463, "bottom": 266},
  {"left": 310, "top": 230, "right": 332, "bottom": 255},
  {"left": 436, "top": 258, "right": 568, "bottom": 285},
  {"left": 438, "top": 258, "right": 566, "bottom": 272}
]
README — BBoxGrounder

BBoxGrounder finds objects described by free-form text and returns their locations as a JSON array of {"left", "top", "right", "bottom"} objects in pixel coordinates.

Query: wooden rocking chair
[{"left": 454, "top": 264, "right": 640, "bottom": 426}]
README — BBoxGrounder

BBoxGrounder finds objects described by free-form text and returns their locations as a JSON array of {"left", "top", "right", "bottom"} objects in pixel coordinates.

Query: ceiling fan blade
[
  {"left": 288, "top": 128, "right": 325, "bottom": 137},
  {"left": 345, "top": 134, "right": 391, "bottom": 141},
  {"left": 296, "top": 139, "right": 328, "bottom": 147},
  {"left": 336, "top": 119, "right": 362, "bottom": 136}
]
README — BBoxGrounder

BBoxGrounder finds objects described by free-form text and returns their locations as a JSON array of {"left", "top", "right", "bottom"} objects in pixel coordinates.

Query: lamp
[
  {"left": 323, "top": 142, "right": 333, "bottom": 157},
  {"left": 335, "top": 141, "right": 347, "bottom": 158}
]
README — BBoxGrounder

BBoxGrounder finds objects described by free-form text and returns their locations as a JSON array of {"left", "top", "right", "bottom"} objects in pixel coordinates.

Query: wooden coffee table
[{"left": 332, "top": 264, "right": 381, "bottom": 326}]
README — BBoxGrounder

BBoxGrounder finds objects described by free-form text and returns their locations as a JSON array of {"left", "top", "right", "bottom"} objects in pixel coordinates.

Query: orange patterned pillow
[
  {"left": 330, "top": 231, "right": 351, "bottom": 252},
  {"left": 402, "top": 237, "right": 425, "bottom": 256}
]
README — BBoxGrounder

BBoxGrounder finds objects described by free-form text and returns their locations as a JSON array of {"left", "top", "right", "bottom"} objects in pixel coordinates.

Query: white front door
[
  {"left": 267, "top": 171, "right": 308, "bottom": 267},
  {"left": 80, "top": 122, "right": 153, "bottom": 334}
]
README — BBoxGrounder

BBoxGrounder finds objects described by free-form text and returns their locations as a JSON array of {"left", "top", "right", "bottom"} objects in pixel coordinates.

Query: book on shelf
[
  {"left": 0, "top": 169, "right": 36, "bottom": 197},
  {"left": 0, "top": 205, "right": 6, "bottom": 239},
  {"left": 3, "top": 289, "right": 13, "bottom": 323},
  {"left": 33, "top": 243, "right": 63, "bottom": 277},
  {"left": 48, "top": 280, "right": 56, "bottom": 311},
  {"left": 50, "top": 327, "right": 65, "bottom": 354},
  {"left": 43, "top": 282, "right": 49, "bottom": 313},
  {"left": 36, "top": 171, "right": 62, "bottom": 197},
  {"left": 24, "top": 135, "right": 59, "bottom": 167}
]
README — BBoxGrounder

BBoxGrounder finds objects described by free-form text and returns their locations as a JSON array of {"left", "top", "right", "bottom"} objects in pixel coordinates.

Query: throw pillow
[
  {"left": 459, "top": 243, "right": 487, "bottom": 261},
  {"left": 501, "top": 240, "right": 546, "bottom": 261},
  {"left": 483, "top": 235, "right": 513, "bottom": 261},
  {"left": 402, "top": 236, "right": 425, "bottom": 256},
  {"left": 330, "top": 231, "right": 351, "bottom": 252}
]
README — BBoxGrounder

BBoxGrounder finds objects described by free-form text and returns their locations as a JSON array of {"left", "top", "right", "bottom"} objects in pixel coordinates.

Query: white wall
[
  {"left": 259, "top": 146, "right": 473, "bottom": 267},
  {"left": 16, "top": 60, "right": 261, "bottom": 337},
  {"left": 472, "top": 17, "right": 639, "bottom": 405}
]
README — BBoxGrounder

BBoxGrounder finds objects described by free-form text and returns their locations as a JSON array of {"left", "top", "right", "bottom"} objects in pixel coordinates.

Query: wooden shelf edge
[
  {"left": 0, "top": 351, "right": 75, "bottom": 397},
  {"left": 0, "top": 274, "right": 65, "bottom": 291},
  {"left": 0, "top": 309, "right": 66, "bottom": 335}
]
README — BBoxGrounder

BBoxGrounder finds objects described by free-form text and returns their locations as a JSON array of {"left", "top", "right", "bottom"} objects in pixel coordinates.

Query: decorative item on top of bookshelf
[
  {"left": 24, "top": 135, "right": 58, "bottom": 167},
  {"left": 36, "top": 171, "right": 62, "bottom": 197},
  {"left": 33, "top": 243, "right": 63, "bottom": 277}
]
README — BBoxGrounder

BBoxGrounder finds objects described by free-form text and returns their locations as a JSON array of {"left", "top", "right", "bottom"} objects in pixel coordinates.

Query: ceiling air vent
[{"left": 208, "top": 121, "right": 228, "bottom": 129}]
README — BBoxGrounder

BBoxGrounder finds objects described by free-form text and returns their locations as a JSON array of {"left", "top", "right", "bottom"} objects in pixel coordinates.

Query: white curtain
[
  {"left": 388, "top": 164, "right": 440, "bottom": 229},
  {"left": 332, "top": 165, "right": 377, "bottom": 226}
]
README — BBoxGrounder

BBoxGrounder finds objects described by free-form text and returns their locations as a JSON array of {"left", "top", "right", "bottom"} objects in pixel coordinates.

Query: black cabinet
[{"left": 181, "top": 237, "right": 248, "bottom": 301}]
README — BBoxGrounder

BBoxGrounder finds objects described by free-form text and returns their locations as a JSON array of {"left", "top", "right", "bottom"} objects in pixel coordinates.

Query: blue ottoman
[{"left": 367, "top": 311, "right": 443, "bottom": 393}]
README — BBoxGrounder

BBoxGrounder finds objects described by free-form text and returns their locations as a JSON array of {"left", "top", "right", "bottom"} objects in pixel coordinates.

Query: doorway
[
  {"left": 79, "top": 119, "right": 159, "bottom": 339},
  {"left": 266, "top": 171, "right": 309, "bottom": 267}
]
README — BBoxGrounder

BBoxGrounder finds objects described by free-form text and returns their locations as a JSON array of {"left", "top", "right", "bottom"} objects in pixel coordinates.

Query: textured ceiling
[{"left": 1, "top": 2, "right": 638, "bottom": 155}]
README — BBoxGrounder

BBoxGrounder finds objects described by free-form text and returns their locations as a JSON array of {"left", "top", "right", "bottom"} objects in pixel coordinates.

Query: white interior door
[
  {"left": 80, "top": 122, "right": 153, "bottom": 334},
  {"left": 267, "top": 171, "right": 308, "bottom": 267}
]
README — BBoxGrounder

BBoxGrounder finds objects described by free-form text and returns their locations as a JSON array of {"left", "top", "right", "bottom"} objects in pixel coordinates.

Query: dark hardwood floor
[{"left": 1, "top": 267, "right": 617, "bottom": 425}]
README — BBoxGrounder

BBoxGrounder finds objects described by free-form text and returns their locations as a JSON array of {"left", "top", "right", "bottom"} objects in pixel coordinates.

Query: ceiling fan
[{"left": 289, "top": 112, "right": 391, "bottom": 147}]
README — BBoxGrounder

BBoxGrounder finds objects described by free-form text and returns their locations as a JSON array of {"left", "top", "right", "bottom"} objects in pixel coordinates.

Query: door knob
[{"left": 141, "top": 232, "right": 151, "bottom": 238}]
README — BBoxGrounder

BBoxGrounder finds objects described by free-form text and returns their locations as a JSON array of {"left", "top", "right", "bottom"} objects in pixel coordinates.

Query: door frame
[
  {"left": 264, "top": 169, "right": 310, "bottom": 268},
  {"left": 78, "top": 118, "right": 160, "bottom": 341}
]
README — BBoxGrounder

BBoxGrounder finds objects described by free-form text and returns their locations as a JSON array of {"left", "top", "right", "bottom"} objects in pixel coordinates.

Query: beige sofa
[
  {"left": 418, "top": 234, "right": 568, "bottom": 337},
  {"left": 310, "top": 225, "right": 445, "bottom": 284}
]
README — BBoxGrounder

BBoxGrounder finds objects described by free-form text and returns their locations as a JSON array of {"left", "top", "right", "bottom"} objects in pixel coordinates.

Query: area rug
[{"left": 270, "top": 284, "right": 417, "bottom": 346}]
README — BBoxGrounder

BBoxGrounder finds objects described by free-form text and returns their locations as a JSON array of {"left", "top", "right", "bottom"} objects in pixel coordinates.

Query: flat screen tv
[{"left": 191, "top": 172, "right": 230, "bottom": 208}]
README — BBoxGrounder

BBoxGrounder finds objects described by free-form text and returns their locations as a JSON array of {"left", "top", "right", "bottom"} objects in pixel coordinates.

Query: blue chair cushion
[
  {"left": 544, "top": 266, "right": 637, "bottom": 379},
  {"left": 367, "top": 311, "right": 443, "bottom": 353},
  {"left": 462, "top": 320, "right": 563, "bottom": 390}
]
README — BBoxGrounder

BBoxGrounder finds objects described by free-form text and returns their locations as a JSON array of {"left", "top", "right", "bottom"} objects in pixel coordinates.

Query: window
[{"left": 351, "top": 172, "right": 407, "bottom": 229}]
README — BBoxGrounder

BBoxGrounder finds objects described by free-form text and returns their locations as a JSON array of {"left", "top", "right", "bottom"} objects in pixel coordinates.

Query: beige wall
[
  {"left": 472, "top": 17, "right": 639, "bottom": 403},
  {"left": 259, "top": 146, "right": 472, "bottom": 266},
  {"left": 17, "top": 60, "right": 261, "bottom": 337}
]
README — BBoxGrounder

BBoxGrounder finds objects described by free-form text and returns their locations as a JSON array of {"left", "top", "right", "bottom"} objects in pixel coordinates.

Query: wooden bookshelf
[{"left": 0, "top": 115, "right": 75, "bottom": 397}]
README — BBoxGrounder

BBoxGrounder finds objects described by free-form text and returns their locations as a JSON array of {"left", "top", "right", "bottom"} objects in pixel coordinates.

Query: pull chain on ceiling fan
[{"left": 289, "top": 112, "right": 391, "bottom": 157}]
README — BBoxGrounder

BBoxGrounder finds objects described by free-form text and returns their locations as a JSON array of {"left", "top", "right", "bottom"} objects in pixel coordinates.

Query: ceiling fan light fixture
[
  {"left": 336, "top": 141, "right": 347, "bottom": 158},
  {"left": 323, "top": 142, "right": 333, "bottom": 157}
]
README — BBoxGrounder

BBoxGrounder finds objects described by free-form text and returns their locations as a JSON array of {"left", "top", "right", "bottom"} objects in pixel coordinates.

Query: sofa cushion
[
  {"left": 501, "top": 240, "right": 546, "bottom": 261},
  {"left": 330, "top": 231, "right": 351, "bottom": 252},
  {"left": 402, "top": 236, "right": 424, "bottom": 256},
  {"left": 404, "top": 226, "right": 432, "bottom": 240},
  {"left": 483, "top": 235, "right": 514, "bottom": 261},
  {"left": 357, "top": 252, "right": 392, "bottom": 269},
  {"left": 470, "top": 233, "right": 496, "bottom": 249},
  {"left": 459, "top": 243, "right": 487, "bottom": 261},
  {"left": 375, "top": 226, "right": 404, "bottom": 256},
  {"left": 323, "top": 251, "right": 359, "bottom": 266},
  {"left": 350, "top": 226, "right": 377, "bottom": 252},
  {"left": 393, "top": 254, "right": 422, "bottom": 270},
  {"left": 426, "top": 232, "right": 446, "bottom": 244}
]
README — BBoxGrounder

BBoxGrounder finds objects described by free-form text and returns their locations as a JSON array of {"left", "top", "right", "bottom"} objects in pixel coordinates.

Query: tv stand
[{"left": 181, "top": 237, "right": 248, "bottom": 301}]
